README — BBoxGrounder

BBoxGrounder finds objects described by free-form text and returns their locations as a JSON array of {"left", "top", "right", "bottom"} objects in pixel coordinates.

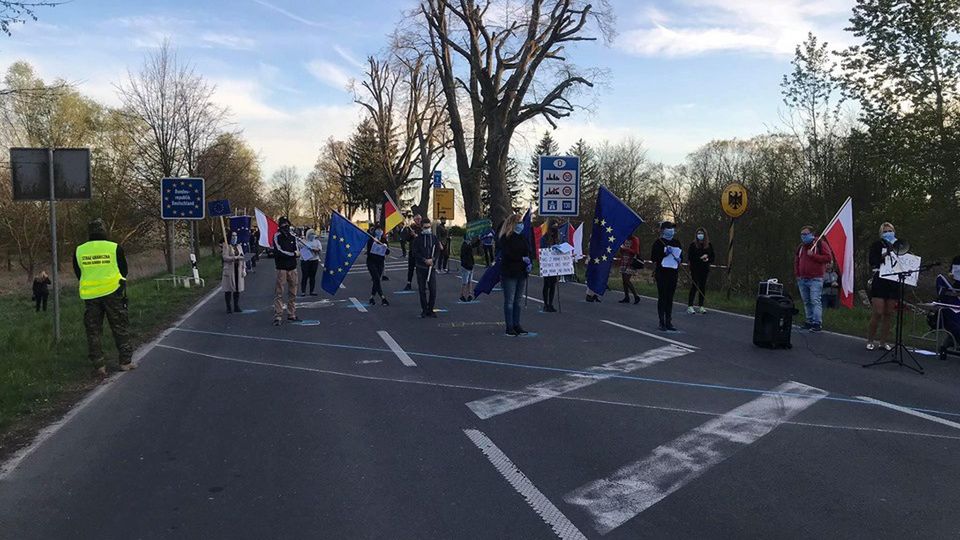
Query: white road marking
[
  {"left": 857, "top": 396, "right": 960, "bottom": 431},
  {"left": 349, "top": 297, "right": 368, "bottom": 313},
  {"left": 601, "top": 319, "right": 699, "bottom": 350},
  {"left": 0, "top": 285, "right": 224, "bottom": 480},
  {"left": 466, "top": 344, "right": 693, "bottom": 420},
  {"left": 463, "top": 429, "right": 587, "bottom": 540},
  {"left": 155, "top": 344, "right": 960, "bottom": 441},
  {"left": 377, "top": 330, "right": 417, "bottom": 367},
  {"left": 564, "top": 381, "right": 827, "bottom": 535}
]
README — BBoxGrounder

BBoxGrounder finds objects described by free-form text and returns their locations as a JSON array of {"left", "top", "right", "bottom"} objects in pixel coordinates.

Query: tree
[
  {"left": 528, "top": 130, "right": 559, "bottom": 207},
  {"left": 420, "top": 0, "right": 613, "bottom": 224},
  {"left": 0, "top": 1, "right": 62, "bottom": 36},
  {"left": 267, "top": 166, "right": 301, "bottom": 220}
]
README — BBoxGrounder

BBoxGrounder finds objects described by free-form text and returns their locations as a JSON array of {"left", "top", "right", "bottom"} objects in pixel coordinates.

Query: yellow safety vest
[{"left": 76, "top": 240, "right": 123, "bottom": 300}]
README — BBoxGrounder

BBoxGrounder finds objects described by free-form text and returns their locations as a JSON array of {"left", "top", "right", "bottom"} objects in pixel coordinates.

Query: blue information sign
[
  {"left": 433, "top": 170, "right": 442, "bottom": 188},
  {"left": 161, "top": 177, "right": 205, "bottom": 220},
  {"left": 538, "top": 156, "right": 580, "bottom": 217}
]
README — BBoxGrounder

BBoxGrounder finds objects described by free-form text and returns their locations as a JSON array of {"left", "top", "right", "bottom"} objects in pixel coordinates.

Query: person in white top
[{"left": 299, "top": 229, "right": 322, "bottom": 296}]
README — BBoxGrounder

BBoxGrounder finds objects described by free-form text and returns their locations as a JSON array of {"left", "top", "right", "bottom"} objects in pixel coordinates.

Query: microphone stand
[{"left": 863, "top": 267, "right": 924, "bottom": 374}]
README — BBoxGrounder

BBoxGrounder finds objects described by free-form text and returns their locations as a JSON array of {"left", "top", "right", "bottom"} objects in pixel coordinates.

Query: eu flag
[
  {"left": 229, "top": 216, "right": 251, "bottom": 246},
  {"left": 321, "top": 212, "right": 369, "bottom": 295},
  {"left": 585, "top": 186, "right": 644, "bottom": 295}
]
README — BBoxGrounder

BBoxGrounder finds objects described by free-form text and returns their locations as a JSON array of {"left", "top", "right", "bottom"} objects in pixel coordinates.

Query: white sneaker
[
  {"left": 697, "top": 307, "right": 707, "bottom": 314},
  {"left": 686, "top": 306, "right": 696, "bottom": 314}
]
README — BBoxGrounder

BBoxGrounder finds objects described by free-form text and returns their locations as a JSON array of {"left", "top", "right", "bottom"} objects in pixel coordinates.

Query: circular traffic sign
[
  {"left": 562, "top": 186, "right": 573, "bottom": 196},
  {"left": 721, "top": 182, "right": 749, "bottom": 218},
  {"left": 562, "top": 171, "right": 573, "bottom": 182}
]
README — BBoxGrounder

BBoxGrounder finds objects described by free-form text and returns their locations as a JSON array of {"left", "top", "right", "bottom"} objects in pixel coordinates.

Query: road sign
[
  {"left": 538, "top": 155, "right": 580, "bottom": 216},
  {"left": 433, "top": 188, "right": 455, "bottom": 220},
  {"left": 10, "top": 147, "right": 91, "bottom": 200},
  {"left": 161, "top": 178, "right": 205, "bottom": 220},
  {"left": 433, "top": 170, "right": 442, "bottom": 188},
  {"left": 722, "top": 182, "right": 748, "bottom": 218},
  {"left": 207, "top": 199, "right": 231, "bottom": 217}
]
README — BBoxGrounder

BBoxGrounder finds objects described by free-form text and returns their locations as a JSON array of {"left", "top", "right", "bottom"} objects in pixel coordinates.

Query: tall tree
[
  {"left": 420, "top": 0, "right": 613, "bottom": 224},
  {"left": 528, "top": 130, "right": 559, "bottom": 207},
  {"left": 267, "top": 166, "right": 301, "bottom": 220}
]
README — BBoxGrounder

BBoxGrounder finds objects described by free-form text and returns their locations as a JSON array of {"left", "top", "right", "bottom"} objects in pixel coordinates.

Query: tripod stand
[{"left": 863, "top": 269, "right": 924, "bottom": 374}]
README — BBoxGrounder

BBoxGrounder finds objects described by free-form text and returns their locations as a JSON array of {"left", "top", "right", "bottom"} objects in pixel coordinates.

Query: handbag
[{"left": 630, "top": 257, "right": 645, "bottom": 270}]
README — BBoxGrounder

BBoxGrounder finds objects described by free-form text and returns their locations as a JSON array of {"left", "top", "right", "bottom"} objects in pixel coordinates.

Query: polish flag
[
  {"left": 255, "top": 208, "right": 278, "bottom": 248},
  {"left": 822, "top": 197, "right": 854, "bottom": 308},
  {"left": 573, "top": 222, "right": 584, "bottom": 261}
]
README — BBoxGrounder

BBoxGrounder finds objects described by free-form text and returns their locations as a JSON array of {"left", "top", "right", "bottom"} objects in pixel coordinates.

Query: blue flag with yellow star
[
  {"left": 585, "top": 186, "right": 644, "bottom": 295},
  {"left": 321, "top": 212, "right": 369, "bottom": 295}
]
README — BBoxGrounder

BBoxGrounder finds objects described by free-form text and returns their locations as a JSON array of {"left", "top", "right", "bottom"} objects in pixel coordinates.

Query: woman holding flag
[{"left": 366, "top": 227, "right": 391, "bottom": 306}]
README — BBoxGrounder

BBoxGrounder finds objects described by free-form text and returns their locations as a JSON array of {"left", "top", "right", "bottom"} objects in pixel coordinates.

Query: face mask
[
  {"left": 696, "top": 233, "right": 705, "bottom": 241},
  {"left": 373, "top": 230, "right": 382, "bottom": 239},
  {"left": 229, "top": 236, "right": 238, "bottom": 245},
  {"left": 422, "top": 228, "right": 432, "bottom": 235},
  {"left": 881, "top": 231, "right": 896, "bottom": 244},
  {"left": 280, "top": 225, "right": 290, "bottom": 233},
  {"left": 661, "top": 228, "right": 675, "bottom": 241},
  {"left": 514, "top": 224, "right": 524, "bottom": 235},
  {"left": 801, "top": 233, "right": 814, "bottom": 245}
]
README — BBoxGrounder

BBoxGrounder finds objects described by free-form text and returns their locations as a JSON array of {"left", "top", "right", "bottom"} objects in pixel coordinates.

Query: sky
[{"left": 0, "top": 0, "right": 857, "bottom": 183}]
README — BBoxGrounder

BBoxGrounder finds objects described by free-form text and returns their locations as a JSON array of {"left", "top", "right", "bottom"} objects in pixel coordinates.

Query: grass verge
[{"left": 0, "top": 255, "right": 221, "bottom": 454}]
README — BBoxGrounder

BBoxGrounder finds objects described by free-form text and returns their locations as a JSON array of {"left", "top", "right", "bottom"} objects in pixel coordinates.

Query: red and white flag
[
  {"left": 255, "top": 207, "right": 278, "bottom": 248},
  {"left": 823, "top": 197, "right": 854, "bottom": 308}
]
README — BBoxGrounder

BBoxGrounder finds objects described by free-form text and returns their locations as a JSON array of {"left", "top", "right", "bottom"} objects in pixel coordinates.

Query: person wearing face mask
[
  {"left": 866, "top": 222, "right": 899, "bottom": 350},
  {"left": 299, "top": 228, "right": 322, "bottom": 296},
  {"left": 794, "top": 225, "right": 833, "bottom": 332},
  {"left": 222, "top": 229, "right": 246, "bottom": 313},
  {"left": 366, "top": 227, "right": 391, "bottom": 306},
  {"left": 405, "top": 215, "right": 422, "bottom": 291},
  {"left": 499, "top": 214, "right": 532, "bottom": 335},
  {"left": 413, "top": 218, "right": 439, "bottom": 318},
  {"left": 617, "top": 232, "right": 641, "bottom": 305},
  {"left": 686, "top": 228, "right": 715, "bottom": 314},
  {"left": 651, "top": 221, "right": 682, "bottom": 331},
  {"left": 272, "top": 216, "right": 301, "bottom": 326}
]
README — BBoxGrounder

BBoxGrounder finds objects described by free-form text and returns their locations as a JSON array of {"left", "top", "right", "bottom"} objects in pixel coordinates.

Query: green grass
[{"left": 0, "top": 255, "right": 221, "bottom": 434}]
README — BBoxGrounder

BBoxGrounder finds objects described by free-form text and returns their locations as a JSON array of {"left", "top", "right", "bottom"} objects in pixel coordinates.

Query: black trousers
[
  {"left": 35, "top": 292, "right": 48, "bottom": 312},
  {"left": 655, "top": 270, "right": 679, "bottom": 326},
  {"left": 622, "top": 273, "right": 639, "bottom": 299},
  {"left": 482, "top": 245, "right": 494, "bottom": 266},
  {"left": 300, "top": 259, "right": 319, "bottom": 294},
  {"left": 400, "top": 239, "right": 407, "bottom": 257},
  {"left": 688, "top": 268, "right": 709, "bottom": 307},
  {"left": 407, "top": 253, "right": 416, "bottom": 284},
  {"left": 416, "top": 267, "right": 437, "bottom": 314},
  {"left": 368, "top": 258, "right": 385, "bottom": 297},
  {"left": 542, "top": 276, "right": 558, "bottom": 306}
]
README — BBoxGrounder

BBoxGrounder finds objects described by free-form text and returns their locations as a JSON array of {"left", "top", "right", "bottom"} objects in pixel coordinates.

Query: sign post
[
  {"left": 538, "top": 156, "right": 580, "bottom": 217},
  {"left": 161, "top": 177, "right": 206, "bottom": 286},
  {"left": 721, "top": 182, "right": 749, "bottom": 298},
  {"left": 10, "top": 147, "right": 92, "bottom": 343},
  {"left": 433, "top": 188, "right": 455, "bottom": 221}
]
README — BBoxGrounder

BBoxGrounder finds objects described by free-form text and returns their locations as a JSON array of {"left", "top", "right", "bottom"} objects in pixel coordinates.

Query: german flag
[{"left": 383, "top": 191, "right": 403, "bottom": 233}]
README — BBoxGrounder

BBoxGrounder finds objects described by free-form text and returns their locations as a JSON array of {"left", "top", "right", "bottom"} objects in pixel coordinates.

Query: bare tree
[
  {"left": 268, "top": 166, "right": 301, "bottom": 220},
  {"left": 0, "top": 1, "right": 63, "bottom": 36},
  {"left": 420, "top": 0, "right": 613, "bottom": 223}
]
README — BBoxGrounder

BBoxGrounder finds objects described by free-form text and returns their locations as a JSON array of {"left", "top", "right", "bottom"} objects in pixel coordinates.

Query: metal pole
[
  {"left": 725, "top": 217, "right": 736, "bottom": 300},
  {"left": 48, "top": 148, "right": 60, "bottom": 342}
]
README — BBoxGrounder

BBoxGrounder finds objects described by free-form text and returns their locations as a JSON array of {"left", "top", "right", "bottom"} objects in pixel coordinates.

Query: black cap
[
  {"left": 660, "top": 221, "right": 675, "bottom": 230},
  {"left": 278, "top": 216, "right": 291, "bottom": 227},
  {"left": 88, "top": 218, "right": 107, "bottom": 237}
]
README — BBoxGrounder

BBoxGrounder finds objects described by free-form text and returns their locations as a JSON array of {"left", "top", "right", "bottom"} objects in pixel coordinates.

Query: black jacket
[
  {"left": 499, "top": 233, "right": 530, "bottom": 278},
  {"left": 460, "top": 241, "right": 475, "bottom": 270},
  {"left": 273, "top": 230, "right": 298, "bottom": 271},
  {"left": 365, "top": 237, "right": 390, "bottom": 262},
  {"left": 651, "top": 238, "right": 683, "bottom": 276},
  {"left": 688, "top": 242, "right": 715, "bottom": 273},
  {"left": 412, "top": 233, "right": 439, "bottom": 270}
]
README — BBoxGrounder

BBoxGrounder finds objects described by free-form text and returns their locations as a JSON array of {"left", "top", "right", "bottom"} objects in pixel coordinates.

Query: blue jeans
[
  {"left": 502, "top": 275, "right": 526, "bottom": 330},
  {"left": 798, "top": 278, "right": 824, "bottom": 326}
]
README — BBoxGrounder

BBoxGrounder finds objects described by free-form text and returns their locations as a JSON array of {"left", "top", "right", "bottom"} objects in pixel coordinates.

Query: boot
[
  {"left": 233, "top": 292, "right": 241, "bottom": 312},
  {"left": 225, "top": 292, "right": 233, "bottom": 313}
]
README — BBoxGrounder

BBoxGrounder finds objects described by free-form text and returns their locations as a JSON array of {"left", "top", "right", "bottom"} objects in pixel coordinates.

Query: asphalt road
[{"left": 2, "top": 251, "right": 959, "bottom": 539}]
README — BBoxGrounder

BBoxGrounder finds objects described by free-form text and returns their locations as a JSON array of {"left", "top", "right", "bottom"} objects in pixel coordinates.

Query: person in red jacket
[{"left": 794, "top": 225, "right": 833, "bottom": 331}]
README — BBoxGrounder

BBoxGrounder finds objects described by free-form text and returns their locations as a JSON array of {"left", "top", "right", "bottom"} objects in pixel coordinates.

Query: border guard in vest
[{"left": 74, "top": 218, "right": 133, "bottom": 376}]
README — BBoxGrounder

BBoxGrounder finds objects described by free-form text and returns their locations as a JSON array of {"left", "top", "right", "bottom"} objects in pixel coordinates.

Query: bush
[{"left": 449, "top": 225, "right": 465, "bottom": 237}]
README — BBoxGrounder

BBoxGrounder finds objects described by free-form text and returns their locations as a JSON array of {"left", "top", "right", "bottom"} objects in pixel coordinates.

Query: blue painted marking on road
[
  {"left": 433, "top": 308, "right": 449, "bottom": 313},
  {"left": 236, "top": 309, "right": 259, "bottom": 314},
  {"left": 295, "top": 320, "right": 321, "bottom": 326},
  {"left": 171, "top": 328, "right": 960, "bottom": 419},
  {"left": 456, "top": 300, "right": 480, "bottom": 305},
  {"left": 394, "top": 290, "right": 417, "bottom": 295}
]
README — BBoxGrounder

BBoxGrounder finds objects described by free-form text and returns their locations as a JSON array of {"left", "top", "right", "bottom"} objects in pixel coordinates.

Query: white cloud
[
  {"left": 618, "top": 0, "right": 851, "bottom": 57},
  {"left": 201, "top": 32, "right": 256, "bottom": 50},
  {"left": 306, "top": 60, "right": 353, "bottom": 91}
]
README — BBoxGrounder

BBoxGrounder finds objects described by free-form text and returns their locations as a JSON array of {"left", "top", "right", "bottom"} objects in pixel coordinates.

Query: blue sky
[{"left": 0, "top": 0, "right": 855, "bottom": 180}]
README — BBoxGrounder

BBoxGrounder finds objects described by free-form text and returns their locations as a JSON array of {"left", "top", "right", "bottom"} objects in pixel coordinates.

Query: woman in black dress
[
  {"left": 651, "top": 221, "right": 682, "bottom": 332},
  {"left": 866, "top": 222, "right": 898, "bottom": 351}
]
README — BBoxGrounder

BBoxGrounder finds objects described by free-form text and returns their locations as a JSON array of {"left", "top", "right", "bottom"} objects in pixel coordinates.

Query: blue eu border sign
[
  {"left": 538, "top": 155, "right": 580, "bottom": 217},
  {"left": 161, "top": 177, "right": 205, "bottom": 220}
]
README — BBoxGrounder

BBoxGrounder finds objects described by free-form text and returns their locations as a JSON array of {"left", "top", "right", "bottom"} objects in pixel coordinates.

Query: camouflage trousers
[{"left": 84, "top": 289, "right": 133, "bottom": 368}]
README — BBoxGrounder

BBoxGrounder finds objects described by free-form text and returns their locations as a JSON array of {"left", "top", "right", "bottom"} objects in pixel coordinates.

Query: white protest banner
[
  {"left": 540, "top": 248, "right": 574, "bottom": 277},
  {"left": 880, "top": 253, "right": 921, "bottom": 287}
]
